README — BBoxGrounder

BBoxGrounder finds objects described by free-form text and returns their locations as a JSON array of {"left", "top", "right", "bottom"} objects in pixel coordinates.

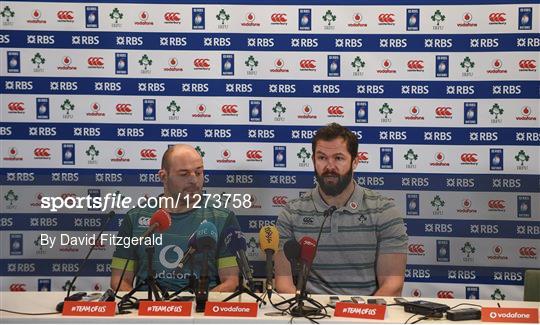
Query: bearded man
[{"left": 274, "top": 123, "right": 408, "bottom": 296}]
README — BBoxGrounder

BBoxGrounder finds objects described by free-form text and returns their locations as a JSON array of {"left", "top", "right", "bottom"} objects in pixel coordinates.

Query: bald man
[{"left": 110, "top": 144, "right": 240, "bottom": 292}]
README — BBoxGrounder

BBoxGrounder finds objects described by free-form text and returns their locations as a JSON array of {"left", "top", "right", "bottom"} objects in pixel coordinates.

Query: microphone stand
[
  {"left": 277, "top": 207, "right": 336, "bottom": 316},
  {"left": 222, "top": 274, "right": 265, "bottom": 304},
  {"left": 168, "top": 257, "right": 197, "bottom": 300},
  {"left": 65, "top": 211, "right": 115, "bottom": 299},
  {"left": 195, "top": 252, "right": 209, "bottom": 312},
  {"left": 119, "top": 242, "right": 170, "bottom": 310}
]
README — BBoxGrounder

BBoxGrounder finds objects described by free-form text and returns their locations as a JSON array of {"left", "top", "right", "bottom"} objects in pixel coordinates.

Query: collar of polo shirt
[{"left": 311, "top": 180, "right": 364, "bottom": 214}]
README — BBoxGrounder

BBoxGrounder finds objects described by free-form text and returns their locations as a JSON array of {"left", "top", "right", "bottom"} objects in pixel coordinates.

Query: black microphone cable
[{"left": 65, "top": 211, "right": 116, "bottom": 298}]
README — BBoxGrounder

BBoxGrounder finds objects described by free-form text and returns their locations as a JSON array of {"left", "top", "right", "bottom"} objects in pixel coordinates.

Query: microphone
[
  {"left": 141, "top": 209, "right": 172, "bottom": 238},
  {"left": 298, "top": 236, "right": 317, "bottom": 296},
  {"left": 175, "top": 233, "right": 197, "bottom": 271},
  {"left": 224, "top": 227, "right": 254, "bottom": 289},
  {"left": 283, "top": 239, "right": 301, "bottom": 281},
  {"left": 195, "top": 220, "right": 218, "bottom": 251},
  {"left": 66, "top": 210, "right": 116, "bottom": 299},
  {"left": 259, "top": 225, "right": 279, "bottom": 298},
  {"left": 195, "top": 220, "right": 217, "bottom": 313}
]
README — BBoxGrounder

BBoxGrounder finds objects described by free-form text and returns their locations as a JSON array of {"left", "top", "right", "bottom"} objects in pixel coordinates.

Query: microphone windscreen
[
  {"left": 283, "top": 239, "right": 301, "bottom": 261},
  {"left": 299, "top": 236, "right": 317, "bottom": 265},
  {"left": 228, "top": 230, "right": 247, "bottom": 253},
  {"left": 259, "top": 225, "right": 279, "bottom": 253},
  {"left": 222, "top": 226, "right": 236, "bottom": 249},
  {"left": 196, "top": 220, "right": 218, "bottom": 251},
  {"left": 149, "top": 209, "right": 172, "bottom": 232}
]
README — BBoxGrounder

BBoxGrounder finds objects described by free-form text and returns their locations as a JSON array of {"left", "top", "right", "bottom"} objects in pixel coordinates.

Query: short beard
[{"left": 316, "top": 164, "right": 353, "bottom": 197}]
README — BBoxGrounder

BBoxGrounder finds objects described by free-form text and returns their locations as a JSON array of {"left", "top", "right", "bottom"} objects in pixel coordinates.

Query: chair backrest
[{"left": 523, "top": 269, "right": 540, "bottom": 302}]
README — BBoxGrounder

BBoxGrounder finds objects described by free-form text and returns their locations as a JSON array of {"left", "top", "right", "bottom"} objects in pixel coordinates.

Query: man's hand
[
  {"left": 374, "top": 253, "right": 406, "bottom": 296},
  {"left": 110, "top": 268, "right": 134, "bottom": 292},
  {"left": 274, "top": 250, "right": 296, "bottom": 293},
  {"left": 212, "top": 266, "right": 239, "bottom": 292}
]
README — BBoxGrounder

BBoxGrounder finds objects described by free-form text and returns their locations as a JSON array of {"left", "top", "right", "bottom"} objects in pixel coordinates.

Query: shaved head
[
  {"left": 161, "top": 144, "right": 202, "bottom": 172},
  {"left": 159, "top": 144, "right": 205, "bottom": 208}
]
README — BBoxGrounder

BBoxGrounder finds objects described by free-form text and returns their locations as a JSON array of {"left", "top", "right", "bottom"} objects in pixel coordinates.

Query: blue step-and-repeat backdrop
[{"left": 1, "top": 0, "right": 539, "bottom": 300}]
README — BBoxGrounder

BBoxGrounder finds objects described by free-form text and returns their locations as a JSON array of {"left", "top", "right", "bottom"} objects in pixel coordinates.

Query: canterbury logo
[
  {"left": 460, "top": 153, "right": 478, "bottom": 163},
  {"left": 407, "top": 60, "right": 424, "bottom": 70},
  {"left": 61, "top": 193, "right": 77, "bottom": 199},
  {"left": 57, "top": 11, "right": 74, "bottom": 20},
  {"left": 271, "top": 13, "right": 287, "bottom": 23},
  {"left": 246, "top": 150, "right": 263, "bottom": 159},
  {"left": 34, "top": 148, "right": 50, "bottom": 157},
  {"left": 87, "top": 57, "right": 104, "bottom": 66},
  {"left": 357, "top": 152, "right": 368, "bottom": 161},
  {"left": 299, "top": 59, "right": 316, "bottom": 69},
  {"left": 163, "top": 12, "right": 180, "bottom": 22},
  {"left": 437, "top": 291, "right": 454, "bottom": 299},
  {"left": 435, "top": 107, "right": 452, "bottom": 116},
  {"left": 9, "top": 284, "right": 26, "bottom": 291},
  {"left": 193, "top": 59, "right": 210, "bottom": 68},
  {"left": 489, "top": 13, "right": 506, "bottom": 22},
  {"left": 140, "top": 149, "right": 157, "bottom": 158},
  {"left": 378, "top": 13, "right": 395, "bottom": 23},
  {"left": 115, "top": 104, "right": 132, "bottom": 113},
  {"left": 8, "top": 102, "right": 24, "bottom": 111},
  {"left": 519, "top": 247, "right": 536, "bottom": 257},
  {"left": 272, "top": 196, "right": 288, "bottom": 205},
  {"left": 408, "top": 244, "right": 425, "bottom": 254},
  {"left": 488, "top": 200, "right": 506, "bottom": 209},
  {"left": 221, "top": 105, "right": 238, "bottom": 114},
  {"left": 519, "top": 60, "right": 536, "bottom": 69},
  {"left": 327, "top": 106, "right": 344, "bottom": 115}
]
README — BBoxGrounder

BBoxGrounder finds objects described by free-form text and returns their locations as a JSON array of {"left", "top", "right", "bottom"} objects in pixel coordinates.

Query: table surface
[{"left": 1, "top": 291, "right": 539, "bottom": 323}]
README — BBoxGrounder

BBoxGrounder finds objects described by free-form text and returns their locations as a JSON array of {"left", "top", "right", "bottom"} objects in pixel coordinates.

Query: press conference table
[{"left": 1, "top": 292, "right": 538, "bottom": 323}]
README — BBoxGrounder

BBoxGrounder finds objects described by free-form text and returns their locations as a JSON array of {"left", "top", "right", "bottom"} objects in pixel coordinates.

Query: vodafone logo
[
  {"left": 517, "top": 106, "right": 536, "bottom": 121},
  {"left": 378, "top": 13, "right": 395, "bottom": 24},
  {"left": 57, "top": 10, "right": 74, "bottom": 22},
  {"left": 299, "top": 59, "right": 317, "bottom": 70},
  {"left": 158, "top": 245, "right": 183, "bottom": 269},
  {"left": 9, "top": 284, "right": 27, "bottom": 291},
  {"left": 87, "top": 57, "right": 104, "bottom": 68},
  {"left": 519, "top": 60, "right": 536, "bottom": 71},
  {"left": 486, "top": 310, "right": 536, "bottom": 321},
  {"left": 376, "top": 59, "right": 396, "bottom": 74},
  {"left": 34, "top": 148, "right": 51, "bottom": 159},
  {"left": 140, "top": 149, "right": 157, "bottom": 160},
  {"left": 489, "top": 13, "right": 506, "bottom": 24},
  {"left": 411, "top": 289, "right": 422, "bottom": 297},
  {"left": 437, "top": 290, "right": 454, "bottom": 298},
  {"left": 246, "top": 150, "right": 263, "bottom": 161},
  {"left": 193, "top": 59, "right": 210, "bottom": 69},
  {"left": 407, "top": 60, "right": 424, "bottom": 71},
  {"left": 115, "top": 103, "right": 132, "bottom": 114},
  {"left": 519, "top": 247, "right": 537, "bottom": 258},
  {"left": 211, "top": 305, "right": 251, "bottom": 313},
  {"left": 408, "top": 244, "right": 425, "bottom": 255},
  {"left": 221, "top": 104, "right": 238, "bottom": 115},
  {"left": 327, "top": 106, "right": 344, "bottom": 117},
  {"left": 435, "top": 107, "right": 452, "bottom": 118},
  {"left": 163, "top": 12, "right": 180, "bottom": 23},
  {"left": 272, "top": 196, "right": 288, "bottom": 206},
  {"left": 270, "top": 13, "right": 287, "bottom": 24},
  {"left": 8, "top": 102, "right": 25, "bottom": 113}
]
